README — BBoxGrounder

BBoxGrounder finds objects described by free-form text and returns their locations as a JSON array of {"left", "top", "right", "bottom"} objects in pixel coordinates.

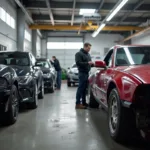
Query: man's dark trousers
[{"left": 76, "top": 72, "right": 88, "bottom": 105}]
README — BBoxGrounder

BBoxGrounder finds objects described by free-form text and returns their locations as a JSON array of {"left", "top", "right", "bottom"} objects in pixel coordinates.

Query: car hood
[
  {"left": 71, "top": 68, "right": 78, "bottom": 73},
  {"left": 10, "top": 65, "right": 31, "bottom": 76},
  {"left": 117, "top": 65, "right": 150, "bottom": 84}
]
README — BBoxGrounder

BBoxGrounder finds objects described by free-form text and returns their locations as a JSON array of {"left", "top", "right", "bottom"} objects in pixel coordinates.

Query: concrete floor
[{"left": 0, "top": 83, "right": 149, "bottom": 150}]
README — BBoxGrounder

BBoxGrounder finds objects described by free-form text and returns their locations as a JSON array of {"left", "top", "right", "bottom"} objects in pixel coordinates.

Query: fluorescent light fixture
[
  {"left": 106, "top": 0, "right": 129, "bottom": 22},
  {"left": 79, "top": 9, "right": 95, "bottom": 15},
  {"left": 92, "top": 23, "right": 106, "bottom": 37}
]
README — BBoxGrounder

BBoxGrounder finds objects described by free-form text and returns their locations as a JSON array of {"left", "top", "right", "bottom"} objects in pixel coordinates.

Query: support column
[
  {"left": 17, "top": 8, "right": 25, "bottom": 51},
  {"left": 32, "top": 30, "right": 37, "bottom": 57}
]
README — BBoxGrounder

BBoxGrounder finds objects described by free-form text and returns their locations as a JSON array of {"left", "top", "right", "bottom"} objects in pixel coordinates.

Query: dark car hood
[
  {"left": 117, "top": 65, "right": 150, "bottom": 84},
  {"left": 10, "top": 65, "right": 31, "bottom": 76}
]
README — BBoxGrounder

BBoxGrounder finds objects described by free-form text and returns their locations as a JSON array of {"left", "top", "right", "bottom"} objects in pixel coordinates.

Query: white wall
[
  {"left": 0, "top": 0, "right": 17, "bottom": 50},
  {"left": 132, "top": 31, "right": 150, "bottom": 45},
  {"left": 24, "top": 23, "right": 32, "bottom": 52},
  {"left": 85, "top": 33, "right": 123, "bottom": 56},
  {"left": 41, "top": 39, "right": 47, "bottom": 58},
  {"left": 36, "top": 35, "right": 41, "bottom": 57},
  {"left": 41, "top": 32, "right": 123, "bottom": 58}
]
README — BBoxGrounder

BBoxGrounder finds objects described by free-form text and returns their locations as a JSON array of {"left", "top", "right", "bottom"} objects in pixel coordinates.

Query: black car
[
  {"left": 36, "top": 58, "right": 56, "bottom": 93},
  {"left": 0, "top": 64, "right": 19, "bottom": 125},
  {"left": 0, "top": 51, "right": 44, "bottom": 109}
]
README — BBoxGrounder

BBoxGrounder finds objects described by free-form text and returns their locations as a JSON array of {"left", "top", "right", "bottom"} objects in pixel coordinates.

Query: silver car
[{"left": 67, "top": 64, "right": 79, "bottom": 87}]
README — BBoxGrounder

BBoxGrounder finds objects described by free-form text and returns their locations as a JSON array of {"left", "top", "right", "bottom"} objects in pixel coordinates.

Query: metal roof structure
[{"left": 14, "top": 0, "right": 150, "bottom": 35}]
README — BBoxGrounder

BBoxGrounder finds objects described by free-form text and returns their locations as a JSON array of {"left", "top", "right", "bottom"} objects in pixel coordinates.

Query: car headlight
[
  {"left": 43, "top": 73, "right": 52, "bottom": 78},
  {"left": 18, "top": 76, "right": 30, "bottom": 84},
  {"left": 0, "top": 78, "right": 8, "bottom": 88}
]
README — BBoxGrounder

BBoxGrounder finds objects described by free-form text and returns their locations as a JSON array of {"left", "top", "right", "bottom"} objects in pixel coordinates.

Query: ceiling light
[
  {"left": 92, "top": 23, "right": 106, "bottom": 37},
  {"left": 106, "top": 0, "right": 129, "bottom": 22},
  {"left": 79, "top": 9, "right": 96, "bottom": 15}
]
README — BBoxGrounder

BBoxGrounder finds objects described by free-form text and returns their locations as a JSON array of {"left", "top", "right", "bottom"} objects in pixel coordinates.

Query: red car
[{"left": 88, "top": 45, "right": 150, "bottom": 142}]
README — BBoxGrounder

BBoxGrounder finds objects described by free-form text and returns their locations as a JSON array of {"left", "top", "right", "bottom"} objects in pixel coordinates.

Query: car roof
[
  {"left": 110, "top": 45, "right": 150, "bottom": 50},
  {"left": 0, "top": 51, "right": 29, "bottom": 54},
  {"left": 36, "top": 58, "right": 48, "bottom": 61}
]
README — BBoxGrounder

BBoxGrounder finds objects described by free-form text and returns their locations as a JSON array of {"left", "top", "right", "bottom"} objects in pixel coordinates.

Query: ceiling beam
[
  {"left": 71, "top": 0, "right": 76, "bottom": 26},
  {"left": 97, "top": 0, "right": 104, "bottom": 12},
  {"left": 32, "top": 14, "right": 150, "bottom": 23},
  {"left": 115, "top": 0, "right": 145, "bottom": 26},
  {"left": 120, "top": 25, "right": 150, "bottom": 43},
  {"left": 45, "top": 0, "right": 54, "bottom": 25},
  {"left": 29, "top": 25, "right": 143, "bottom": 31},
  {"left": 26, "top": 1, "right": 149, "bottom": 10}
]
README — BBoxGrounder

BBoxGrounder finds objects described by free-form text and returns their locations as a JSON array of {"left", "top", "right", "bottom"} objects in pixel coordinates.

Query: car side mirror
[
  {"left": 95, "top": 60, "right": 106, "bottom": 68},
  {"left": 68, "top": 67, "right": 70, "bottom": 69}
]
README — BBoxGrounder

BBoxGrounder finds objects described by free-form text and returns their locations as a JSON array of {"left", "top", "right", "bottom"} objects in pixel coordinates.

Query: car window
[
  {"left": 115, "top": 48, "right": 129, "bottom": 66},
  {"left": 104, "top": 49, "right": 113, "bottom": 67},
  {"left": 36, "top": 61, "right": 50, "bottom": 68},
  {"left": 0, "top": 52, "right": 30, "bottom": 66}
]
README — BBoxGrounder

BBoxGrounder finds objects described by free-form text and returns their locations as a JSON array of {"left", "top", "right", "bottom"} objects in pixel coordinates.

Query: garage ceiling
[{"left": 18, "top": 0, "right": 150, "bottom": 34}]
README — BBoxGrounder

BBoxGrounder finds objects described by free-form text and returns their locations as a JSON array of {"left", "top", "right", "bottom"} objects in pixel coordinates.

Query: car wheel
[
  {"left": 1, "top": 85, "right": 19, "bottom": 126},
  {"left": 29, "top": 83, "right": 38, "bottom": 109},
  {"left": 88, "top": 86, "right": 99, "bottom": 108},
  {"left": 48, "top": 81, "right": 55, "bottom": 93},
  {"left": 67, "top": 81, "right": 71, "bottom": 87},
  {"left": 108, "top": 88, "right": 135, "bottom": 143},
  {"left": 38, "top": 80, "right": 44, "bottom": 99}
]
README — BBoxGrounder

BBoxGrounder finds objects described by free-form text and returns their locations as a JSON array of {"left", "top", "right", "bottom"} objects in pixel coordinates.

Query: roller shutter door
[{"left": 47, "top": 37, "right": 83, "bottom": 69}]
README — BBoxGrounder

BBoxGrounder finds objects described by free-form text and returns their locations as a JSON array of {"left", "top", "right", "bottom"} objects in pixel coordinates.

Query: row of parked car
[{"left": 0, "top": 51, "right": 57, "bottom": 126}]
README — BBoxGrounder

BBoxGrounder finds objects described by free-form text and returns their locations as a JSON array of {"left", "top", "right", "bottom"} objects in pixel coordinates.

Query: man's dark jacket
[
  {"left": 75, "top": 48, "right": 92, "bottom": 73},
  {"left": 51, "top": 59, "right": 61, "bottom": 71}
]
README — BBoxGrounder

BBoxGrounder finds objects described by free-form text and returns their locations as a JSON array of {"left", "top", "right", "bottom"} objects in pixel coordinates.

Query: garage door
[{"left": 47, "top": 37, "right": 83, "bottom": 69}]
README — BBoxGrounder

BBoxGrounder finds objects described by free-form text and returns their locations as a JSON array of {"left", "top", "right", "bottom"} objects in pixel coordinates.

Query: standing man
[
  {"left": 75, "top": 43, "right": 94, "bottom": 109},
  {"left": 51, "top": 56, "right": 62, "bottom": 90}
]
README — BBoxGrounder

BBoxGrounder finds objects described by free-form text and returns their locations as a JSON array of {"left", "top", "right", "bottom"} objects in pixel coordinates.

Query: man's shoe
[
  {"left": 75, "top": 104, "right": 86, "bottom": 109},
  {"left": 83, "top": 103, "right": 89, "bottom": 107}
]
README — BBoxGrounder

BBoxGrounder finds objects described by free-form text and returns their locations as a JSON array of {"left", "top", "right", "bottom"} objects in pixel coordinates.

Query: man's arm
[{"left": 75, "top": 52, "right": 88, "bottom": 67}]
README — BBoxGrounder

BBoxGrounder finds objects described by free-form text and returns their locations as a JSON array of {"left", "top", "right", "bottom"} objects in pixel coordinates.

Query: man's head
[
  {"left": 83, "top": 43, "right": 92, "bottom": 53},
  {"left": 52, "top": 56, "right": 56, "bottom": 61}
]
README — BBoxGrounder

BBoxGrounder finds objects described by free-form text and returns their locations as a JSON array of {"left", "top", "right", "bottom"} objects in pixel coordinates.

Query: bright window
[
  {"left": 25, "top": 30, "right": 31, "bottom": 42},
  {"left": 6, "top": 13, "right": 11, "bottom": 25},
  {"left": 0, "top": 7, "right": 6, "bottom": 22},
  {"left": 10, "top": 16, "right": 15, "bottom": 29},
  {"left": 47, "top": 42, "right": 83, "bottom": 49}
]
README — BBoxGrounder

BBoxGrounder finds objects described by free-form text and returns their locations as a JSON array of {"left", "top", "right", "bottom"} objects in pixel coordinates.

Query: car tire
[
  {"left": 108, "top": 88, "right": 135, "bottom": 143},
  {"left": 38, "top": 80, "right": 44, "bottom": 99},
  {"left": 67, "top": 81, "right": 71, "bottom": 87},
  {"left": 48, "top": 81, "right": 55, "bottom": 93},
  {"left": 88, "top": 87, "right": 99, "bottom": 108},
  {"left": 29, "top": 83, "right": 38, "bottom": 109},
  {"left": 1, "top": 85, "right": 19, "bottom": 126}
]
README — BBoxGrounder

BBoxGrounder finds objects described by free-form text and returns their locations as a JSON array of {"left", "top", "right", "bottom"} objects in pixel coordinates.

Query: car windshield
[
  {"left": 116, "top": 47, "right": 150, "bottom": 66},
  {"left": 0, "top": 52, "right": 29, "bottom": 66},
  {"left": 36, "top": 60, "right": 49, "bottom": 68}
]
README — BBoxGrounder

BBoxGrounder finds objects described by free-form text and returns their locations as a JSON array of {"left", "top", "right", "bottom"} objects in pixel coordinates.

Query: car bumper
[
  {"left": 44, "top": 78, "right": 53, "bottom": 89},
  {"left": 0, "top": 88, "right": 11, "bottom": 113},
  {"left": 68, "top": 74, "right": 79, "bottom": 83},
  {"left": 18, "top": 84, "right": 33, "bottom": 102}
]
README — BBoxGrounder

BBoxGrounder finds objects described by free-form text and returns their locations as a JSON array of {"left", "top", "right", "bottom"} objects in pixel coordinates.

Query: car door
[{"left": 95, "top": 49, "right": 114, "bottom": 107}]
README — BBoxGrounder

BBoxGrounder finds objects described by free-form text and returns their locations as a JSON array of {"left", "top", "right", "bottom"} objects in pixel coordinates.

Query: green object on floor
[{"left": 61, "top": 68, "right": 67, "bottom": 80}]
